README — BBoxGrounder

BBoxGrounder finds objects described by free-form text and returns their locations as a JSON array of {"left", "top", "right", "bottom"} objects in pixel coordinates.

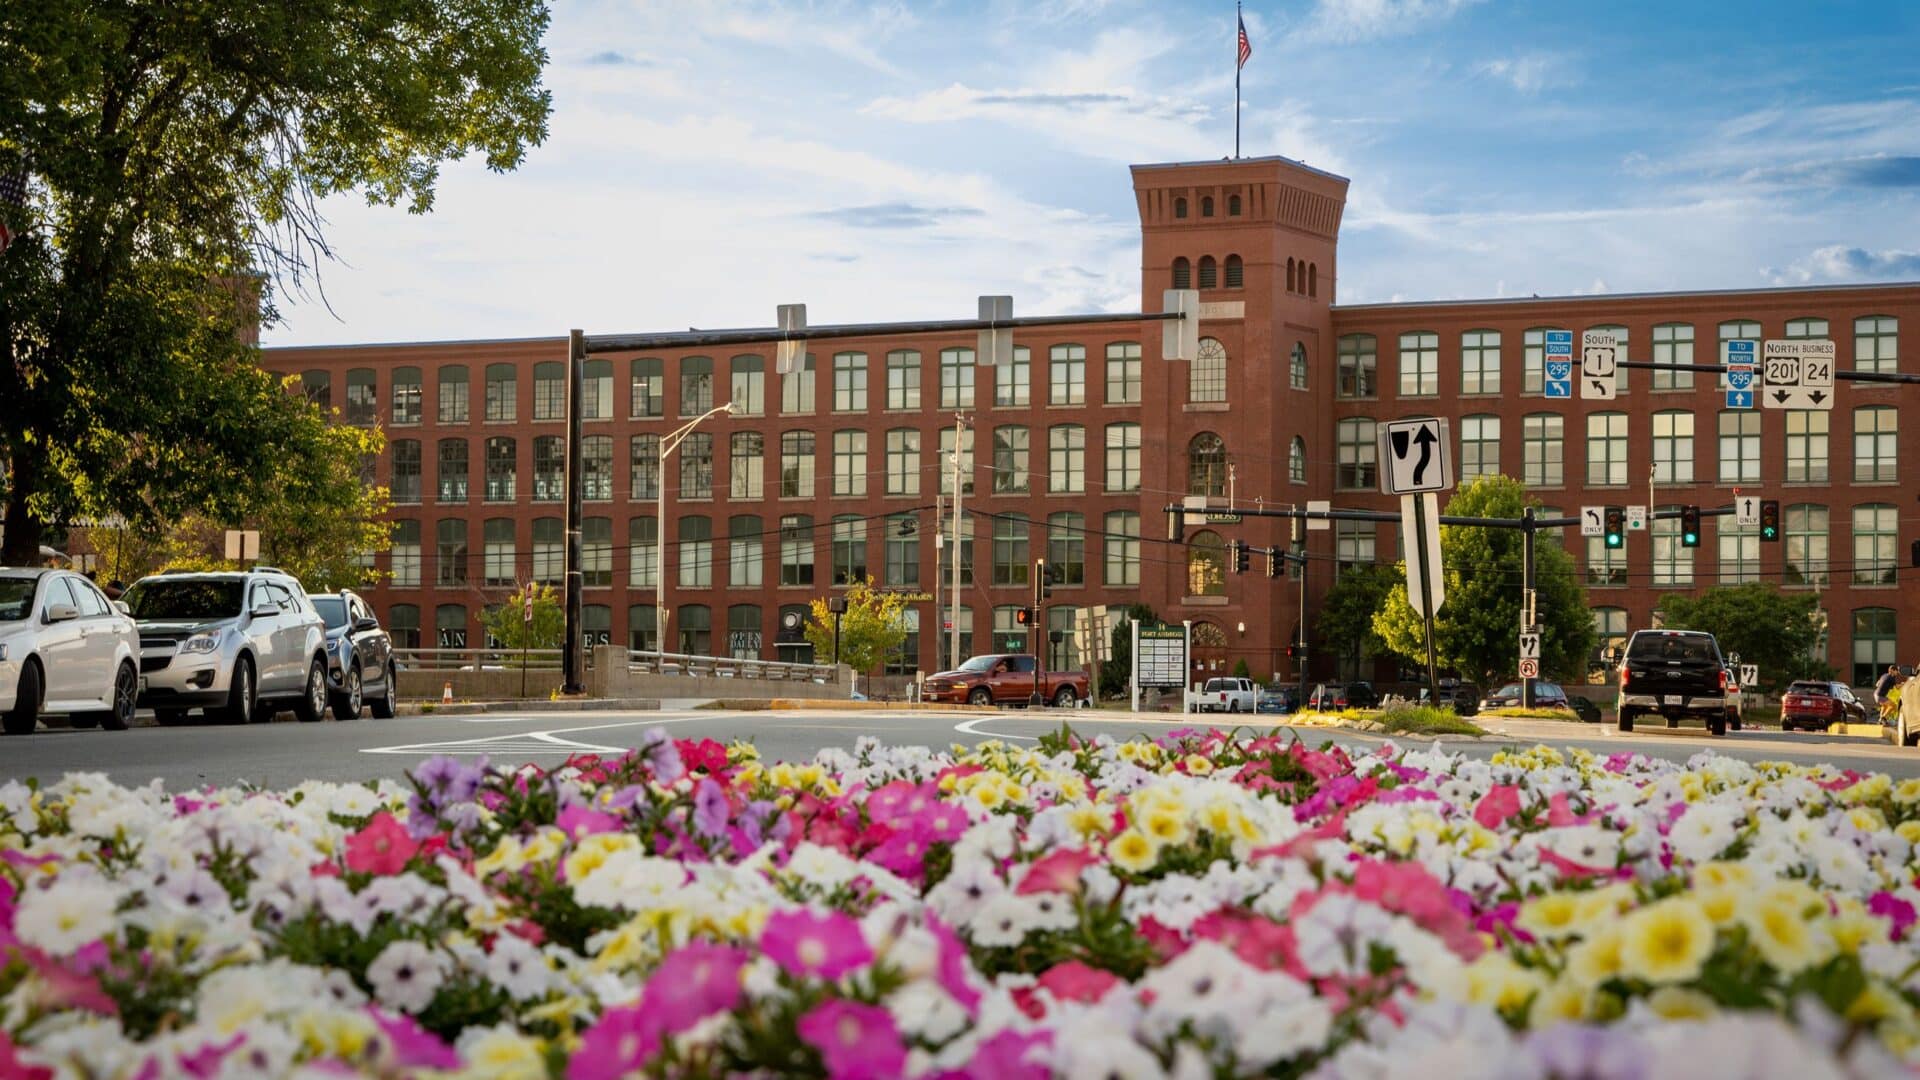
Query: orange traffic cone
[{"left": 442, "top": 681, "right": 453, "bottom": 705}]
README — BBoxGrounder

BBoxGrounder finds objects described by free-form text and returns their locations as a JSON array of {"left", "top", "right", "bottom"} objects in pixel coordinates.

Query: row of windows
[
  {"left": 1170, "top": 256, "right": 1247, "bottom": 291},
  {"left": 1332, "top": 407, "right": 1898, "bottom": 490},
  {"left": 384, "top": 511, "right": 1144, "bottom": 593},
  {"left": 297, "top": 344, "right": 1149, "bottom": 428},
  {"left": 1172, "top": 194, "right": 1242, "bottom": 219},
  {"left": 390, "top": 422, "right": 1151, "bottom": 504},
  {"left": 1332, "top": 316, "right": 1900, "bottom": 400}
]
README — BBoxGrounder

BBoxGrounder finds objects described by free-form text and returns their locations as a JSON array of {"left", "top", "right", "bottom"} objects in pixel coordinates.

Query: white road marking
[
  {"left": 360, "top": 713, "right": 714, "bottom": 756},
  {"left": 952, "top": 716, "right": 1038, "bottom": 741}
]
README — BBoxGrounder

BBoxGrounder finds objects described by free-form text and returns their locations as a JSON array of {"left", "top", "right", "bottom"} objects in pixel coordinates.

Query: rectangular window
[
  {"left": 437, "top": 366, "right": 469, "bottom": 424},
  {"left": 533, "top": 362, "right": 565, "bottom": 421},
  {"left": 728, "top": 606, "right": 762, "bottom": 660},
  {"left": 1336, "top": 419, "right": 1376, "bottom": 490},
  {"left": 992, "top": 517, "right": 1030, "bottom": 586},
  {"left": 1855, "top": 315, "right": 1897, "bottom": 373},
  {"left": 1335, "top": 521, "right": 1376, "bottom": 575},
  {"left": 1049, "top": 344, "right": 1086, "bottom": 405},
  {"left": 1853, "top": 505, "right": 1897, "bottom": 586},
  {"left": 730, "top": 516, "right": 763, "bottom": 589},
  {"left": 939, "top": 427, "right": 975, "bottom": 495},
  {"left": 582, "top": 360, "right": 612, "bottom": 420},
  {"left": 390, "top": 521, "right": 421, "bottom": 588},
  {"left": 679, "top": 432, "right": 714, "bottom": 498},
  {"left": 625, "top": 518, "right": 655, "bottom": 589},
  {"left": 780, "top": 516, "right": 815, "bottom": 586},
  {"left": 484, "top": 365, "right": 517, "bottom": 422},
  {"left": 1718, "top": 523, "right": 1760, "bottom": 584},
  {"left": 833, "top": 352, "right": 868, "bottom": 412},
  {"left": 624, "top": 435, "right": 656, "bottom": 500},
  {"left": 831, "top": 518, "right": 867, "bottom": 585},
  {"left": 1106, "top": 343, "right": 1142, "bottom": 404},
  {"left": 1048, "top": 425, "right": 1085, "bottom": 493},
  {"left": 1585, "top": 535, "right": 1625, "bottom": 587},
  {"left": 392, "top": 440, "right": 422, "bottom": 504},
  {"left": 730, "top": 355, "right": 765, "bottom": 417},
  {"left": 436, "top": 520, "right": 468, "bottom": 586},
  {"left": 484, "top": 438, "right": 516, "bottom": 502},
  {"left": 345, "top": 370, "right": 377, "bottom": 425},
  {"left": 940, "top": 348, "right": 975, "bottom": 409},
  {"left": 1854, "top": 408, "right": 1897, "bottom": 483},
  {"left": 996, "top": 346, "right": 1030, "bottom": 407},
  {"left": 1786, "top": 317, "right": 1829, "bottom": 339},
  {"left": 1047, "top": 513, "right": 1085, "bottom": 585},
  {"left": 1717, "top": 411, "right": 1761, "bottom": 484},
  {"left": 1652, "top": 413, "right": 1694, "bottom": 484},
  {"left": 1522, "top": 328, "right": 1562, "bottom": 394},
  {"left": 730, "top": 432, "right": 764, "bottom": 499},
  {"left": 886, "top": 350, "right": 921, "bottom": 410},
  {"left": 1398, "top": 331, "right": 1438, "bottom": 396},
  {"left": 1785, "top": 411, "right": 1829, "bottom": 483},
  {"left": 1105, "top": 423, "right": 1141, "bottom": 493},
  {"left": 678, "top": 518, "right": 713, "bottom": 589},
  {"left": 630, "top": 358, "right": 664, "bottom": 418},
  {"left": 1652, "top": 510, "right": 1693, "bottom": 587},
  {"left": 782, "top": 354, "right": 816, "bottom": 414},
  {"left": 885, "top": 516, "right": 919, "bottom": 587},
  {"left": 1337, "top": 335, "right": 1376, "bottom": 398},
  {"left": 1785, "top": 505, "right": 1828, "bottom": 587},
  {"left": 680, "top": 357, "right": 715, "bottom": 416},
  {"left": 581, "top": 518, "right": 612, "bottom": 588},
  {"left": 437, "top": 439, "right": 469, "bottom": 502},
  {"left": 583, "top": 435, "right": 612, "bottom": 502},
  {"left": 1104, "top": 511, "right": 1140, "bottom": 586},
  {"left": 780, "top": 432, "right": 815, "bottom": 498},
  {"left": 392, "top": 367, "right": 422, "bottom": 425},
  {"left": 1652, "top": 323, "right": 1694, "bottom": 390},
  {"left": 1523, "top": 414, "right": 1564, "bottom": 486},
  {"left": 1585, "top": 413, "right": 1627, "bottom": 486},
  {"left": 1461, "top": 415, "right": 1500, "bottom": 480},
  {"left": 1852, "top": 608, "right": 1897, "bottom": 688},
  {"left": 832, "top": 431, "right": 867, "bottom": 497},
  {"left": 1460, "top": 330, "right": 1500, "bottom": 394},
  {"left": 992, "top": 426, "right": 1029, "bottom": 494},
  {"left": 885, "top": 429, "right": 920, "bottom": 496}
]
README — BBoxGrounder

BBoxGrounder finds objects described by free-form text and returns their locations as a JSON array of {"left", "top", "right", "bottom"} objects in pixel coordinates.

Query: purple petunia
[{"left": 692, "top": 778, "right": 731, "bottom": 837}]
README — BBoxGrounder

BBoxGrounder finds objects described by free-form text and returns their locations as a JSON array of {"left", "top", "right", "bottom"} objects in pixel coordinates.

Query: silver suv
[{"left": 122, "top": 568, "right": 329, "bottom": 725}]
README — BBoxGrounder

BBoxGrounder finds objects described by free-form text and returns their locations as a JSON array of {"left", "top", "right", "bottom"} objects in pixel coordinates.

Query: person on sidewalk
[{"left": 1875, "top": 664, "right": 1902, "bottom": 722}]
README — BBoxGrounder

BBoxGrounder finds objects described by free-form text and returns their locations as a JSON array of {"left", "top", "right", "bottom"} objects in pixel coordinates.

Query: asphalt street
[{"left": 1, "top": 708, "right": 1916, "bottom": 790}]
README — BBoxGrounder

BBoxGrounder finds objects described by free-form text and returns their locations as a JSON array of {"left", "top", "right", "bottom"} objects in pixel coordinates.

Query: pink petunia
[
  {"left": 367, "top": 1009, "right": 459, "bottom": 1070},
  {"left": 568, "top": 1003, "right": 667, "bottom": 1080},
  {"left": 0, "top": 1031, "right": 52, "bottom": 1080},
  {"left": 796, "top": 999, "right": 906, "bottom": 1080},
  {"left": 927, "top": 918, "right": 981, "bottom": 1013},
  {"left": 644, "top": 941, "right": 747, "bottom": 1032},
  {"left": 761, "top": 909, "right": 874, "bottom": 981},
  {"left": 1035, "top": 960, "right": 1121, "bottom": 1003},
  {"left": 1869, "top": 892, "right": 1917, "bottom": 938},
  {"left": 1473, "top": 785, "right": 1523, "bottom": 829},
  {"left": 343, "top": 812, "right": 420, "bottom": 876},
  {"left": 1016, "top": 847, "right": 1100, "bottom": 896},
  {"left": 554, "top": 805, "right": 623, "bottom": 840},
  {"left": 960, "top": 1028, "right": 1052, "bottom": 1080}
]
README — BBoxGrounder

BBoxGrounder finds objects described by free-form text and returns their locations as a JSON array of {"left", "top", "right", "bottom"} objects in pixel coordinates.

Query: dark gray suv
[{"left": 311, "top": 589, "right": 397, "bottom": 720}]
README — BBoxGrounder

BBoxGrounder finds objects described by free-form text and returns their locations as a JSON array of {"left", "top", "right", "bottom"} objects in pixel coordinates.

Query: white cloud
[
  {"left": 1474, "top": 53, "right": 1574, "bottom": 95},
  {"left": 1765, "top": 245, "right": 1920, "bottom": 285},
  {"left": 1296, "top": 0, "right": 1486, "bottom": 44}
]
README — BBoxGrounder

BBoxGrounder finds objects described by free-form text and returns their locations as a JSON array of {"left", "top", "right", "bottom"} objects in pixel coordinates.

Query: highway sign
[
  {"left": 1161, "top": 289, "right": 1200, "bottom": 362},
  {"left": 1401, "top": 492, "right": 1446, "bottom": 619},
  {"left": 1544, "top": 330, "right": 1574, "bottom": 398},
  {"left": 1736, "top": 494, "right": 1761, "bottom": 527},
  {"left": 1626, "top": 505, "right": 1648, "bottom": 531},
  {"left": 1724, "top": 339, "right": 1757, "bottom": 409},
  {"left": 976, "top": 295, "right": 1013, "bottom": 367},
  {"left": 1306, "top": 499, "right": 1331, "bottom": 531},
  {"left": 1519, "top": 632, "right": 1541, "bottom": 661},
  {"left": 776, "top": 303, "right": 806, "bottom": 374},
  {"left": 1379, "top": 417, "right": 1454, "bottom": 495},
  {"left": 1762, "top": 340, "right": 1836, "bottom": 410},
  {"left": 1580, "top": 329, "right": 1619, "bottom": 400},
  {"left": 1518, "top": 658, "right": 1540, "bottom": 679},
  {"left": 1580, "top": 506, "right": 1605, "bottom": 537}
]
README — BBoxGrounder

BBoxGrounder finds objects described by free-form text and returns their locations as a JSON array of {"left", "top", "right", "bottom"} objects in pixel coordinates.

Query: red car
[{"left": 1780, "top": 680, "right": 1869, "bottom": 732}]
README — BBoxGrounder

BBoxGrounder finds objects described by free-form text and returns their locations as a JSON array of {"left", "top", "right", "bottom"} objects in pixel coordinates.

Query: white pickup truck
[{"left": 1191, "top": 676, "right": 1258, "bottom": 713}]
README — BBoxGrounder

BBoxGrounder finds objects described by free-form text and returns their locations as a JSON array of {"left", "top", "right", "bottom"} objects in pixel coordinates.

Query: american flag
[
  {"left": 1237, "top": 11, "right": 1252, "bottom": 70},
  {"left": 0, "top": 171, "right": 26, "bottom": 254}
]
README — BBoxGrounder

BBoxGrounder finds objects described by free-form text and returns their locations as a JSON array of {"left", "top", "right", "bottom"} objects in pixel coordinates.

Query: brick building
[{"left": 262, "top": 155, "right": 1920, "bottom": 690}]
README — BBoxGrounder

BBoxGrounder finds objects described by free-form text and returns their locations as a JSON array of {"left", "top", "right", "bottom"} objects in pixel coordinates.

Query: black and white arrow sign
[{"left": 1378, "top": 418, "right": 1454, "bottom": 495}]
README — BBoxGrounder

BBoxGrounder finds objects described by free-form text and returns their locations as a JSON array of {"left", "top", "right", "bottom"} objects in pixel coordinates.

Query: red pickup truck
[{"left": 922, "top": 654, "right": 1089, "bottom": 708}]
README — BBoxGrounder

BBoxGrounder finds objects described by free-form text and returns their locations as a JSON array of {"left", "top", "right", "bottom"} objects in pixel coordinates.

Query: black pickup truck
[{"left": 1616, "top": 629, "right": 1733, "bottom": 736}]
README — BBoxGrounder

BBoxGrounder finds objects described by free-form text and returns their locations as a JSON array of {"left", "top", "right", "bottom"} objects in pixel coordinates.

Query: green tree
[
  {"left": 480, "top": 582, "right": 564, "bottom": 657},
  {"left": 1655, "top": 584, "right": 1829, "bottom": 691},
  {"left": 1318, "top": 563, "right": 1401, "bottom": 674},
  {"left": 0, "top": 2, "right": 552, "bottom": 565},
  {"left": 1101, "top": 603, "right": 1158, "bottom": 699},
  {"left": 1373, "top": 476, "right": 1596, "bottom": 684},
  {"left": 804, "top": 578, "right": 909, "bottom": 690}
]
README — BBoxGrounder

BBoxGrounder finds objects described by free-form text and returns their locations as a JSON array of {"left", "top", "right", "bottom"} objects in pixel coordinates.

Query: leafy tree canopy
[
  {"left": 1318, "top": 563, "right": 1401, "bottom": 665},
  {"left": 1654, "top": 584, "right": 1830, "bottom": 691},
  {"left": 0, "top": 1, "right": 552, "bottom": 564},
  {"left": 804, "top": 578, "right": 910, "bottom": 684},
  {"left": 1102, "top": 603, "right": 1158, "bottom": 699},
  {"left": 1373, "top": 476, "right": 1596, "bottom": 685},
  {"left": 481, "top": 582, "right": 564, "bottom": 656}
]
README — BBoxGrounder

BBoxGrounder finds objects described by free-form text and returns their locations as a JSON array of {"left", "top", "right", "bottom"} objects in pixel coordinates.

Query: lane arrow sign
[{"left": 1411, "top": 425, "right": 1437, "bottom": 486}]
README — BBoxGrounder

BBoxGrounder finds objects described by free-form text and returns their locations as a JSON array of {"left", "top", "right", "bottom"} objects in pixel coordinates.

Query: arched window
[
  {"left": 1286, "top": 257, "right": 1296, "bottom": 292},
  {"left": 677, "top": 604, "right": 712, "bottom": 656},
  {"left": 1201, "top": 196, "right": 1214, "bottom": 217},
  {"left": 1187, "top": 532, "right": 1226, "bottom": 597},
  {"left": 1288, "top": 436, "right": 1307, "bottom": 484},
  {"left": 1224, "top": 254, "right": 1243, "bottom": 288},
  {"left": 1198, "top": 255, "right": 1218, "bottom": 289},
  {"left": 1289, "top": 342, "right": 1308, "bottom": 389},
  {"left": 1172, "top": 257, "right": 1191, "bottom": 289},
  {"left": 300, "top": 369, "right": 331, "bottom": 409},
  {"left": 1228, "top": 194, "right": 1242, "bottom": 216},
  {"left": 1187, "top": 433, "right": 1227, "bottom": 496},
  {"left": 1174, "top": 197, "right": 1188, "bottom": 219},
  {"left": 1309, "top": 263, "right": 1318, "bottom": 297},
  {"left": 1189, "top": 337, "right": 1227, "bottom": 402}
]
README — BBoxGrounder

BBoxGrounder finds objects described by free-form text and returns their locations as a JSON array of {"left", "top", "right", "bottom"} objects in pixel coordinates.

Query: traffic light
[
  {"left": 1285, "top": 645, "right": 1298, "bottom": 659},
  {"left": 1015, "top": 606, "right": 1033, "bottom": 626},
  {"left": 1680, "top": 505, "right": 1701, "bottom": 548},
  {"left": 1169, "top": 508, "right": 1184, "bottom": 543},
  {"left": 1266, "top": 547, "right": 1282, "bottom": 578},
  {"left": 1233, "top": 540, "right": 1250, "bottom": 575},
  {"left": 1912, "top": 539, "right": 1920, "bottom": 568},
  {"left": 1040, "top": 562, "right": 1057, "bottom": 600},
  {"left": 1603, "top": 506, "right": 1625, "bottom": 550},
  {"left": 1759, "top": 499, "right": 1780, "bottom": 542}
]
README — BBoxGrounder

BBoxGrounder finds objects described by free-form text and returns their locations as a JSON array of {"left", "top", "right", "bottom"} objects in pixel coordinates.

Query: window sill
[
  {"left": 1850, "top": 582, "right": 1901, "bottom": 590},
  {"left": 391, "top": 420, "right": 423, "bottom": 427},
  {"left": 483, "top": 418, "right": 518, "bottom": 426},
  {"left": 1183, "top": 403, "right": 1230, "bottom": 412},
  {"left": 1853, "top": 479, "right": 1900, "bottom": 486},
  {"left": 435, "top": 500, "right": 470, "bottom": 507},
  {"left": 1045, "top": 402, "right": 1088, "bottom": 410},
  {"left": 1181, "top": 596, "right": 1229, "bottom": 606}
]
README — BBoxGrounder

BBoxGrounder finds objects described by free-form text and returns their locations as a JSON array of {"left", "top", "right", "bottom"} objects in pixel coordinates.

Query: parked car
[
  {"left": 1306, "top": 682, "right": 1379, "bottom": 711},
  {"left": 1780, "top": 680, "right": 1869, "bottom": 732},
  {"left": 920, "top": 654, "right": 1088, "bottom": 708},
  {"left": 0, "top": 568, "right": 142, "bottom": 735},
  {"left": 1567, "top": 695, "right": 1602, "bottom": 724},
  {"left": 1257, "top": 686, "right": 1299, "bottom": 714},
  {"left": 1615, "top": 629, "right": 1732, "bottom": 736},
  {"left": 310, "top": 589, "right": 398, "bottom": 720},
  {"left": 1194, "top": 676, "right": 1258, "bottom": 713},
  {"left": 1479, "top": 681, "right": 1573, "bottom": 712},
  {"left": 1897, "top": 676, "right": 1920, "bottom": 748},
  {"left": 122, "top": 568, "right": 329, "bottom": 725},
  {"left": 1435, "top": 679, "right": 1479, "bottom": 716}
]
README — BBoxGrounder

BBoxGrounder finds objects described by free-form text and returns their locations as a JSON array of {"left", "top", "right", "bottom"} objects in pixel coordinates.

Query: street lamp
[{"left": 656, "top": 402, "right": 734, "bottom": 660}]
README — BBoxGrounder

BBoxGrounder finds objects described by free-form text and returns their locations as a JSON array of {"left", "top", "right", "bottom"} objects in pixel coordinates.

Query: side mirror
[
  {"left": 113, "top": 600, "right": 131, "bottom": 615},
  {"left": 251, "top": 603, "right": 279, "bottom": 619},
  {"left": 352, "top": 617, "right": 378, "bottom": 634},
  {"left": 45, "top": 603, "right": 79, "bottom": 623}
]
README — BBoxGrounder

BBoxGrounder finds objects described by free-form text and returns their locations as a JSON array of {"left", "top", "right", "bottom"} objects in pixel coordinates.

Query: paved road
[{"left": 2, "top": 709, "right": 1915, "bottom": 790}]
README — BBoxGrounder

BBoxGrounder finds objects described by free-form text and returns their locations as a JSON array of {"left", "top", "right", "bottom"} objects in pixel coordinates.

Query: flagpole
[{"left": 1234, "top": 1, "right": 1242, "bottom": 159}]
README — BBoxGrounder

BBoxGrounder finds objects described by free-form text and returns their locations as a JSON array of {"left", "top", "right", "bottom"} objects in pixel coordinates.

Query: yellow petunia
[
  {"left": 1142, "top": 808, "right": 1190, "bottom": 847},
  {"left": 1744, "top": 900, "right": 1832, "bottom": 974},
  {"left": 1516, "top": 893, "right": 1584, "bottom": 941},
  {"left": 1646, "top": 987, "right": 1719, "bottom": 1020},
  {"left": 1108, "top": 829, "right": 1158, "bottom": 873},
  {"left": 1618, "top": 899, "right": 1715, "bottom": 984}
]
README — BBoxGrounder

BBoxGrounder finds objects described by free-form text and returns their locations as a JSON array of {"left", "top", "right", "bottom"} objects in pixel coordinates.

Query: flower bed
[{"left": 4, "top": 727, "right": 1919, "bottom": 1078}]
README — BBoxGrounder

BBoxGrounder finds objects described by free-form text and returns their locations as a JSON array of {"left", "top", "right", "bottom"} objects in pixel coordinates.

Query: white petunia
[
  {"left": 14, "top": 877, "right": 119, "bottom": 956},
  {"left": 486, "top": 933, "right": 552, "bottom": 1001},
  {"left": 365, "top": 940, "right": 448, "bottom": 1013}
]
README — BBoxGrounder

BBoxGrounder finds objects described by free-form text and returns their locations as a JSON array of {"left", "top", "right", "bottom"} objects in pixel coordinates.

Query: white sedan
[{"left": 1, "top": 568, "right": 142, "bottom": 735}]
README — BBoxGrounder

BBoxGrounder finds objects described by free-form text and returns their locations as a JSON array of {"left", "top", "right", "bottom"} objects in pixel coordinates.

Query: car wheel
[
  {"left": 294, "top": 657, "right": 327, "bottom": 723},
  {"left": 968, "top": 687, "right": 993, "bottom": 707},
  {"left": 1905, "top": 716, "right": 1918, "bottom": 748},
  {"left": 156, "top": 708, "right": 191, "bottom": 727},
  {"left": 1709, "top": 714, "right": 1726, "bottom": 737},
  {"left": 99, "top": 662, "right": 137, "bottom": 731},
  {"left": 331, "top": 664, "right": 363, "bottom": 721},
  {"left": 1617, "top": 708, "right": 1635, "bottom": 733},
  {"left": 1053, "top": 686, "right": 1077, "bottom": 709},
  {"left": 370, "top": 662, "right": 398, "bottom": 719},
  {"left": 219, "top": 655, "right": 257, "bottom": 725},
  {"left": 4, "top": 661, "right": 43, "bottom": 736},
  {"left": 1728, "top": 710, "right": 1742, "bottom": 732}
]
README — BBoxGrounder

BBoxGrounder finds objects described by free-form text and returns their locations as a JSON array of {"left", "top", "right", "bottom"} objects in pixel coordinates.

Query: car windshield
[
  {"left": 122, "top": 579, "right": 244, "bottom": 621},
  {"left": 1629, "top": 633, "right": 1717, "bottom": 663},
  {"left": 958, "top": 656, "right": 999, "bottom": 673},
  {"left": 0, "top": 579, "right": 35, "bottom": 621},
  {"left": 1491, "top": 684, "right": 1521, "bottom": 697},
  {"left": 311, "top": 596, "right": 349, "bottom": 630},
  {"left": 1206, "top": 679, "right": 1235, "bottom": 691},
  {"left": 1787, "top": 682, "right": 1833, "bottom": 696}
]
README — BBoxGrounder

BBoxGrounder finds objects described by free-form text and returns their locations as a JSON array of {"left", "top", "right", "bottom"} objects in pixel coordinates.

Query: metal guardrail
[
  {"left": 394, "top": 648, "right": 565, "bottom": 672},
  {"left": 626, "top": 649, "right": 840, "bottom": 683}
]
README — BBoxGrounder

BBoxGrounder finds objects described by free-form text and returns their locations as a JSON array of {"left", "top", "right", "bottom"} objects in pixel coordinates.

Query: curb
[{"left": 397, "top": 697, "right": 662, "bottom": 716}]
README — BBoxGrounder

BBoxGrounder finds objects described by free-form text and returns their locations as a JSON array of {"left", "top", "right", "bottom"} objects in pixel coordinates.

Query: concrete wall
[
  {"left": 590, "top": 646, "right": 852, "bottom": 701},
  {"left": 399, "top": 667, "right": 564, "bottom": 701}
]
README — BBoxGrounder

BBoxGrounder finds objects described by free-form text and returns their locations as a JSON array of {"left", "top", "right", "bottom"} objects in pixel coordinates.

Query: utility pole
[
  {"left": 932, "top": 493, "right": 944, "bottom": 677},
  {"left": 1294, "top": 509, "right": 1307, "bottom": 710},
  {"left": 1031, "top": 557, "right": 1047, "bottom": 705},
  {"left": 948, "top": 414, "right": 968, "bottom": 671},
  {"left": 562, "top": 330, "right": 586, "bottom": 694},
  {"left": 1521, "top": 506, "right": 1537, "bottom": 710}
]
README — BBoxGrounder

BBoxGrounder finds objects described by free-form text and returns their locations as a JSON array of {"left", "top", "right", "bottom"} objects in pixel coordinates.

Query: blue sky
[{"left": 267, "top": 0, "right": 1920, "bottom": 346}]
